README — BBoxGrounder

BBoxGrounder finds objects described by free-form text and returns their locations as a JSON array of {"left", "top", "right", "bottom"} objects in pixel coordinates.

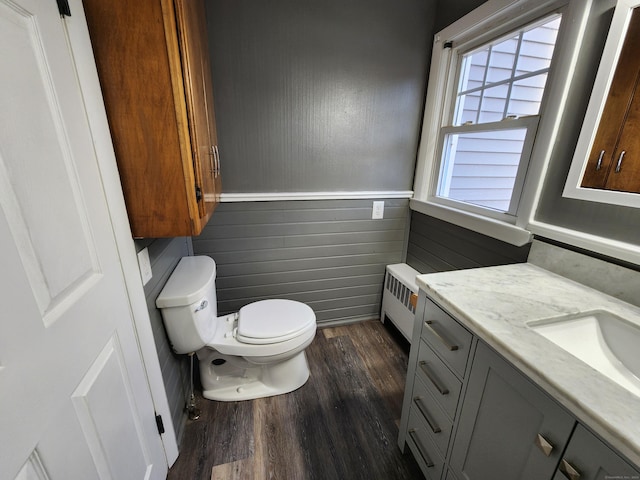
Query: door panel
[
  {"left": 71, "top": 337, "right": 151, "bottom": 480},
  {"left": 0, "top": 0, "right": 167, "bottom": 477},
  {"left": 0, "top": 0, "right": 98, "bottom": 319}
]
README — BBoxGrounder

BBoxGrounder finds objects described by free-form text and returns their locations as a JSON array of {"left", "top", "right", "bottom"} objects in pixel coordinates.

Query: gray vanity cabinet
[
  {"left": 552, "top": 424, "right": 640, "bottom": 480},
  {"left": 449, "top": 342, "right": 575, "bottom": 480},
  {"left": 400, "top": 292, "right": 640, "bottom": 480}
]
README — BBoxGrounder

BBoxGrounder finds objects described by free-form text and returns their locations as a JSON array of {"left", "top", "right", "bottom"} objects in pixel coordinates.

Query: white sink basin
[{"left": 527, "top": 310, "right": 640, "bottom": 397}]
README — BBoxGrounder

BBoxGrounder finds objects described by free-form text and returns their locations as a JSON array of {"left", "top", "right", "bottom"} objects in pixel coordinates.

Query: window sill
[{"left": 409, "top": 198, "right": 533, "bottom": 247}]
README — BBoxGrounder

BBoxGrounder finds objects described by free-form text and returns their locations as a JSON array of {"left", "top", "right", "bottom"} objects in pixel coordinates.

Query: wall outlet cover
[
  {"left": 137, "top": 248, "right": 153, "bottom": 286},
  {"left": 372, "top": 201, "right": 384, "bottom": 219}
]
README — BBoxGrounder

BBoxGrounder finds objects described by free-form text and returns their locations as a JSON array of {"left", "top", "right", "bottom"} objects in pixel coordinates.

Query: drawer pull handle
[
  {"left": 413, "top": 396, "right": 441, "bottom": 433},
  {"left": 559, "top": 459, "right": 581, "bottom": 480},
  {"left": 419, "top": 361, "right": 449, "bottom": 395},
  {"left": 424, "top": 321, "right": 459, "bottom": 351},
  {"left": 534, "top": 433, "right": 554, "bottom": 456},
  {"left": 408, "top": 429, "right": 434, "bottom": 468}
]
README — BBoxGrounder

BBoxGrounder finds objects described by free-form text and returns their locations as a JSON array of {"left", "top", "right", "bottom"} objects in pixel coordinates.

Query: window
[
  {"left": 437, "top": 14, "right": 561, "bottom": 216},
  {"left": 412, "top": 0, "right": 590, "bottom": 245}
]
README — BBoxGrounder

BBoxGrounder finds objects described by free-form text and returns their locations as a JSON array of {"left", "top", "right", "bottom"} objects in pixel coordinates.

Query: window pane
[
  {"left": 438, "top": 129, "right": 527, "bottom": 212},
  {"left": 459, "top": 49, "right": 488, "bottom": 93},
  {"left": 453, "top": 13, "right": 561, "bottom": 126},
  {"left": 507, "top": 73, "right": 548, "bottom": 117},
  {"left": 516, "top": 17, "right": 561, "bottom": 75},
  {"left": 455, "top": 92, "right": 481, "bottom": 124},
  {"left": 478, "top": 84, "right": 509, "bottom": 123},
  {"left": 486, "top": 36, "right": 518, "bottom": 84}
]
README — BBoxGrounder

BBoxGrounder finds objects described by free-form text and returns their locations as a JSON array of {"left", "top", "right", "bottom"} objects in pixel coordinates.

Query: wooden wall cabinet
[{"left": 83, "top": 0, "right": 221, "bottom": 238}]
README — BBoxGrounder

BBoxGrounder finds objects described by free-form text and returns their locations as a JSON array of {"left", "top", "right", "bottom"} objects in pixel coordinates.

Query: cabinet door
[
  {"left": 601, "top": 85, "right": 640, "bottom": 193},
  {"left": 552, "top": 425, "right": 640, "bottom": 480},
  {"left": 450, "top": 342, "right": 575, "bottom": 480},
  {"left": 175, "top": 0, "right": 220, "bottom": 223}
]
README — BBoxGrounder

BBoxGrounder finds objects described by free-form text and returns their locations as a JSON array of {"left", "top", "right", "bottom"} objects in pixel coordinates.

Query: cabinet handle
[
  {"left": 207, "top": 146, "right": 215, "bottom": 175},
  {"left": 408, "top": 429, "right": 434, "bottom": 468},
  {"left": 419, "top": 361, "right": 449, "bottom": 395},
  {"left": 534, "top": 433, "right": 554, "bottom": 456},
  {"left": 615, "top": 150, "right": 626, "bottom": 173},
  {"left": 424, "top": 321, "right": 459, "bottom": 351},
  {"left": 215, "top": 145, "right": 221, "bottom": 176},
  {"left": 559, "top": 459, "right": 581, "bottom": 480},
  {"left": 595, "top": 150, "right": 605, "bottom": 170},
  {"left": 413, "top": 396, "right": 441, "bottom": 433}
]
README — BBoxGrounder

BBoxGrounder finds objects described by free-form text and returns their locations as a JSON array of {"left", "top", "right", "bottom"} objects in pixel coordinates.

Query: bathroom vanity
[{"left": 398, "top": 242, "right": 640, "bottom": 480}]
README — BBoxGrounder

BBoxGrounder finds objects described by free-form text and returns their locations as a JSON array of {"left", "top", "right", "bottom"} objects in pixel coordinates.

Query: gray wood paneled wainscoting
[
  {"left": 192, "top": 199, "right": 409, "bottom": 324},
  {"left": 136, "top": 237, "right": 193, "bottom": 443},
  {"left": 406, "top": 211, "right": 531, "bottom": 274}
]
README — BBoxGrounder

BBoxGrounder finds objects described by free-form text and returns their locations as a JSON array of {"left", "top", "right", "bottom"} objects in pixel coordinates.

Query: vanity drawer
[
  {"left": 407, "top": 408, "right": 446, "bottom": 480},
  {"left": 416, "top": 340, "right": 462, "bottom": 419},
  {"left": 422, "top": 299, "right": 473, "bottom": 378},
  {"left": 411, "top": 375, "right": 453, "bottom": 456}
]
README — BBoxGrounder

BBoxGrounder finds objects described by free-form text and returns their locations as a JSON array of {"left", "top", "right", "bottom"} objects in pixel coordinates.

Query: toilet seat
[{"left": 237, "top": 299, "right": 315, "bottom": 345}]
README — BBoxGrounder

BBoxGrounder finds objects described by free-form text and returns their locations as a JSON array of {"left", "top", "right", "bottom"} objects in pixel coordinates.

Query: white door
[{"left": 0, "top": 0, "right": 168, "bottom": 478}]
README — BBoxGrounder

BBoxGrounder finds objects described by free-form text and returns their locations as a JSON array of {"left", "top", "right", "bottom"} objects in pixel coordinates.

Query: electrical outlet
[
  {"left": 137, "top": 247, "right": 153, "bottom": 285},
  {"left": 372, "top": 201, "right": 384, "bottom": 219}
]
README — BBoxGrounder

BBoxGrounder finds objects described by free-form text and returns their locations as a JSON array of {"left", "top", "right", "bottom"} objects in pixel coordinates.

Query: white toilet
[{"left": 156, "top": 256, "right": 317, "bottom": 401}]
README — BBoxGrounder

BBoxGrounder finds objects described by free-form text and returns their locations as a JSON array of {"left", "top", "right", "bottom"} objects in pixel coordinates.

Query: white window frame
[{"left": 411, "top": 0, "right": 593, "bottom": 246}]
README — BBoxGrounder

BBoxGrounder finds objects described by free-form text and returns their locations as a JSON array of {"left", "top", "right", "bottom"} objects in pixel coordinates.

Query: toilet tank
[{"left": 155, "top": 256, "right": 219, "bottom": 354}]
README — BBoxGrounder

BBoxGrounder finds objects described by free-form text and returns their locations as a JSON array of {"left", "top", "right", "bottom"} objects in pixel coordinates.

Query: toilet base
[{"left": 197, "top": 349, "right": 311, "bottom": 401}]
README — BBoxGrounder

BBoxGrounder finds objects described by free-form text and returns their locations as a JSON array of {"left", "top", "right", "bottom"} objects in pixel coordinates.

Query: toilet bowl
[{"left": 156, "top": 256, "right": 317, "bottom": 401}]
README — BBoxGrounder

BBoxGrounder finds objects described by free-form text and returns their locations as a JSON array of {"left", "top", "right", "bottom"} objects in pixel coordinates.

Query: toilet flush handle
[{"left": 194, "top": 299, "right": 208, "bottom": 313}]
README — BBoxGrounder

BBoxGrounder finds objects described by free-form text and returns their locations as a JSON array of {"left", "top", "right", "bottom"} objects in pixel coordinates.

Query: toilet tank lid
[{"left": 156, "top": 256, "right": 216, "bottom": 308}]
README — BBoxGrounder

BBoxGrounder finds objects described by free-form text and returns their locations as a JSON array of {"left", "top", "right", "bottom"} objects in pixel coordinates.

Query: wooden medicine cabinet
[
  {"left": 564, "top": 0, "right": 640, "bottom": 208},
  {"left": 83, "top": 0, "right": 221, "bottom": 237}
]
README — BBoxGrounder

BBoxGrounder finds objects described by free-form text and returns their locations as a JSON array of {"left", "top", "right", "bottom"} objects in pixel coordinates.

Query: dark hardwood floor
[{"left": 167, "top": 320, "right": 424, "bottom": 480}]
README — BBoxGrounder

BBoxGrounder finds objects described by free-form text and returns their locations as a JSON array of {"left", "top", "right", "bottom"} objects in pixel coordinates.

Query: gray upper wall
[
  {"left": 534, "top": 0, "right": 640, "bottom": 247},
  {"left": 203, "top": 0, "right": 639, "bottom": 253},
  {"left": 433, "top": 0, "right": 484, "bottom": 32},
  {"left": 205, "top": 0, "right": 436, "bottom": 193}
]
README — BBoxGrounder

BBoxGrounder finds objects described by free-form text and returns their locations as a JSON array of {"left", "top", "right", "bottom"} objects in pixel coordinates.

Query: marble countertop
[{"left": 415, "top": 262, "right": 640, "bottom": 467}]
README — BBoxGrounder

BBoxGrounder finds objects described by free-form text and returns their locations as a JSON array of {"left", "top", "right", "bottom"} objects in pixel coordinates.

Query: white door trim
[{"left": 63, "top": 1, "right": 179, "bottom": 464}]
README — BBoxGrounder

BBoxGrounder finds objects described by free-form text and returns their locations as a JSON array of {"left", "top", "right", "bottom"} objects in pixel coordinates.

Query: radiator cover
[{"left": 380, "top": 263, "right": 420, "bottom": 342}]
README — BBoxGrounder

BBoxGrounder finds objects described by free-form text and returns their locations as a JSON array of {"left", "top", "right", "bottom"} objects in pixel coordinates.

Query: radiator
[{"left": 380, "top": 263, "right": 421, "bottom": 342}]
